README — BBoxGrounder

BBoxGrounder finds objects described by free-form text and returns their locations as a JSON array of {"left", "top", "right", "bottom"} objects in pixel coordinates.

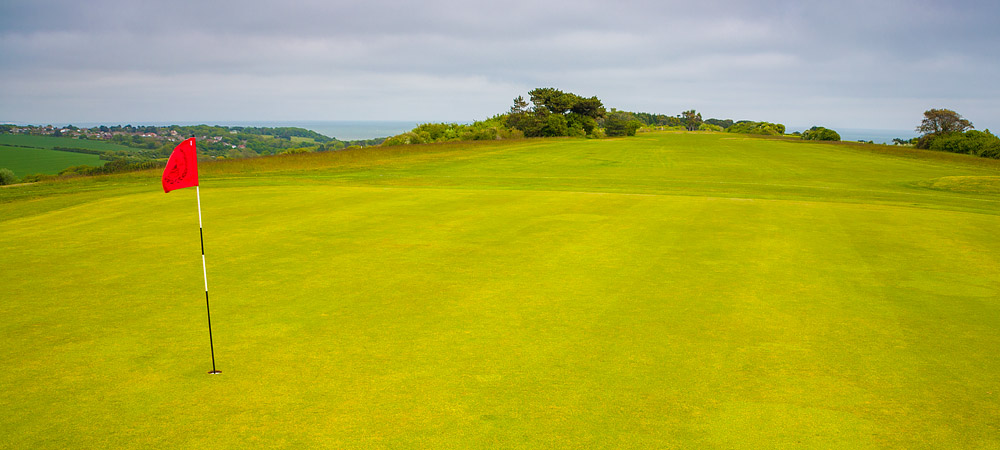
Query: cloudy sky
[{"left": 2, "top": 0, "right": 998, "bottom": 131}]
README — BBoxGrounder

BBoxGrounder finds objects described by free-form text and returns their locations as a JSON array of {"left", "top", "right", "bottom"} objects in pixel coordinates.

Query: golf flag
[
  {"left": 161, "top": 136, "right": 220, "bottom": 374},
  {"left": 162, "top": 137, "right": 198, "bottom": 193}
]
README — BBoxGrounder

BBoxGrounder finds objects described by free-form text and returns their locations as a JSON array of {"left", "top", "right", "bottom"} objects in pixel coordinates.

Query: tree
[
  {"left": 705, "top": 118, "right": 734, "bottom": 129},
  {"left": 917, "top": 108, "right": 973, "bottom": 136},
  {"left": 529, "top": 88, "right": 575, "bottom": 115},
  {"left": 801, "top": 126, "right": 840, "bottom": 141},
  {"left": 604, "top": 111, "right": 643, "bottom": 137},
  {"left": 682, "top": 110, "right": 703, "bottom": 131},
  {"left": 510, "top": 96, "right": 529, "bottom": 115},
  {"left": 570, "top": 96, "right": 606, "bottom": 119}
]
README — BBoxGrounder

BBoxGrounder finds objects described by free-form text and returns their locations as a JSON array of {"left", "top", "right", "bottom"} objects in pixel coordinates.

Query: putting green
[{"left": 2, "top": 133, "right": 998, "bottom": 448}]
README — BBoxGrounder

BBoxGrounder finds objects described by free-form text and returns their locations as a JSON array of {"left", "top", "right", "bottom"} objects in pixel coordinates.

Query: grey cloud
[{"left": 2, "top": 0, "right": 999, "bottom": 128}]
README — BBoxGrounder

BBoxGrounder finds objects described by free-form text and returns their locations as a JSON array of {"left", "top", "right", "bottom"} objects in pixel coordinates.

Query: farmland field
[
  {"left": 0, "top": 134, "right": 134, "bottom": 152},
  {"left": 0, "top": 145, "right": 104, "bottom": 176},
  {"left": 1, "top": 132, "right": 999, "bottom": 448},
  {"left": 0, "top": 135, "right": 135, "bottom": 176}
]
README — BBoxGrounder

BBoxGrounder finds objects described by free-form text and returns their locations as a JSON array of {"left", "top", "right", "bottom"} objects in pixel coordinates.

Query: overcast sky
[{"left": 2, "top": 0, "right": 998, "bottom": 131}]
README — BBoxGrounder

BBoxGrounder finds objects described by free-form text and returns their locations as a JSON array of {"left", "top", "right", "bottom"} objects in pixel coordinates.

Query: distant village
[{"left": 3, "top": 124, "right": 245, "bottom": 149}]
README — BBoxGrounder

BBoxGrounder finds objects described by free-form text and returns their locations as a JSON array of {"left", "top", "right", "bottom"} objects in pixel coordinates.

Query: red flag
[{"left": 162, "top": 138, "right": 199, "bottom": 193}]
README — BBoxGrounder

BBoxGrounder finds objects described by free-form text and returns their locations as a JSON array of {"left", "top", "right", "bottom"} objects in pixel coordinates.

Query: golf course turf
[{"left": 2, "top": 132, "right": 998, "bottom": 448}]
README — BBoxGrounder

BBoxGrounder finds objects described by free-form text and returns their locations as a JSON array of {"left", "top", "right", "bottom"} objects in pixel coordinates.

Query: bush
[
  {"left": 698, "top": 123, "right": 723, "bottom": 132},
  {"left": 604, "top": 112, "right": 643, "bottom": 137},
  {"left": 727, "top": 121, "right": 786, "bottom": 136},
  {"left": 0, "top": 168, "right": 17, "bottom": 185},
  {"left": 927, "top": 130, "right": 1000, "bottom": 158},
  {"left": 801, "top": 126, "right": 841, "bottom": 141},
  {"left": 541, "top": 114, "right": 568, "bottom": 137}
]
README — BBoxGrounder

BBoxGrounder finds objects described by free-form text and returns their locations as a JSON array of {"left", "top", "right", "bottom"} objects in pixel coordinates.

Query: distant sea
[
  {"left": 790, "top": 127, "right": 917, "bottom": 145},
  {"left": 33, "top": 120, "right": 421, "bottom": 141}
]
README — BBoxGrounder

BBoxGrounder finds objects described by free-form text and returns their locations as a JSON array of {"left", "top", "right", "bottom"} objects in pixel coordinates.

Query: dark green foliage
[
  {"left": 630, "top": 112, "right": 683, "bottom": 127},
  {"left": 529, "top": 88, "right": 576, "bottom": 115},
  {"left": 705, "top": 118, "right": 734, "bottom": 129},
  {"left": 541, "top": 114, "right": 569, "bottom": 137},
  {"left": 0, "top": 168, "right": 17, "bottom": 185},
  {"left": 603, "top": 111, "right": 643, "bottom": 137},
  {"left": 566, "top": 113, "right": 598, "bottom": 136},
  {"left": 52, "top": 147, "right": 105, "bottom": 155},
  {"left": 58, "top": 159, "right": 165, "bottom": 177},
  {"left": 727, "top": 121, "right": 786, "bottom": 136},
  {"left": 506, "top": 88, "right": 606, "bottom": 138},
  {"left": 801, "top": 126, "right": 841, "bottom": 141},
  {"left": 924, "top": 130, "right": 1000, "bottom": 159},
  {"left": 383, "top": 117, "right": 521, "bottom": 146}
]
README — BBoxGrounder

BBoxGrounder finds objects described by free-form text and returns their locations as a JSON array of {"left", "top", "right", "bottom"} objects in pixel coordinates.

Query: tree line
[{"left": 384, "top": 87, "right": 810, "bottom": 147}]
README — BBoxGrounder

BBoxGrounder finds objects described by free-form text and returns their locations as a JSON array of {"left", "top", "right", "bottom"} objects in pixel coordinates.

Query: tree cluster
[
  {"left": 801, "top": 126, "right": 841, "bottom": 141},
  {"left": 506, "top": 88, "right": 607, "bottom": 138},
  {"left": 910, "top": 109, "right": 999, "bottom": 159},
  {"left": 726, "top": 121, "right": 786, "bottom": 136},
  {"left": 382, "top": 117, "right": 523, "bottom": 146}
]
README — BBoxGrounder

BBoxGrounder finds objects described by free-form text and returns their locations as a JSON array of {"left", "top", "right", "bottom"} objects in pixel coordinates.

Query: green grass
[
  {"left": 0, "top": 145, "right": 104, "bottom": 176},
  {"left": 0, "top": 134, "right": 135, "bottom": 176},
  {"left": 2, "top": 132, "right": 999, "bottom": 448},
  {"left": 0, "top": 134, "right": 134, "bottom": 152},
  {"left": 289, "top": 136, "right": 318, "bottom": 144}
]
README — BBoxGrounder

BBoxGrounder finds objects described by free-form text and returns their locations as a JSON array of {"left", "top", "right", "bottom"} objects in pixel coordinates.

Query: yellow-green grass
[
  {"left": 2, "top": 132, "right": 999, "bottom": 448},
  {"left": 0, "top": 145, "right": 104, "bottom": 176},
  {"left": 289, "top": 136, "right": 318, "bottom": 144}
]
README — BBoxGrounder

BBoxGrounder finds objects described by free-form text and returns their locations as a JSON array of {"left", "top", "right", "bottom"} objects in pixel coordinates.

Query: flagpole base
[{"left": 208, "top": 370, "right": 222, "bottom": 375}]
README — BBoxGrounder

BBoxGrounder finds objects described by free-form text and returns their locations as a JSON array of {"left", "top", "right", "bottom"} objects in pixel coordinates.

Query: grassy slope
[{"left": 1, "top": 132, "right": 999, "bottom": 449}]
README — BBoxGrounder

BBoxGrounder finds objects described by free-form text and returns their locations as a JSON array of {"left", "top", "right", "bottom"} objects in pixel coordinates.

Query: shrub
[
  {"left": 801, "top": 126, "right": 841, "bottom": 141},
  {"left": 928, "top": 130, "right": 1000, "bottom": 159},
  {"left": 0, "top": 168, "right": 17, "bottom": 185},
  {"left": 728, "top": 121, "right": 786, "bottom": 136}
]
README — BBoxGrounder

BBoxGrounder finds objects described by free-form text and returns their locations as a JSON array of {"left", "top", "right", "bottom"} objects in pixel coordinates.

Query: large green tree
[
  {"left": 507, "top": 88, "right": 606, "bottom": 138},
  {"left": 917, "top": 109, "right": 973, "bottom": 136},
  {"left": 916, "top": 108, "right": 974, "bottom": 149}
]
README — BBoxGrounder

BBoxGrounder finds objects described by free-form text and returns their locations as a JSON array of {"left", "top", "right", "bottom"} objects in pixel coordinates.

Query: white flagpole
[{"left": 197, "top": 186, "right": 221, "bottom": 374}]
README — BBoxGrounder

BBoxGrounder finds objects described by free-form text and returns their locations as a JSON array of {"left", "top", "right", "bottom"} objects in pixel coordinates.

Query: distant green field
[
  {"left": 289, "top": 136, "right": 317, "bottom": 144},
  {"left": 0, "top": 134, "right": 134, "bottom": 151},
  {"left": 1, "top": 132, "right": 999, "bottom": 448},
  {"left": 0, "top": 145, "right": 104, "bottom": 176}
]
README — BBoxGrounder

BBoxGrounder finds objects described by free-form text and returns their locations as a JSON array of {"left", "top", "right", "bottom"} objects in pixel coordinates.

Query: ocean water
[{"left": 790, "top": 127, "right": 918, "bottom": 144}]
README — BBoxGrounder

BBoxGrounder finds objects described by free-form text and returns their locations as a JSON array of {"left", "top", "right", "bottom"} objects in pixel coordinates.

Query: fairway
[{"left": 2, "top": 133, "right": 999, "bottom": 448}]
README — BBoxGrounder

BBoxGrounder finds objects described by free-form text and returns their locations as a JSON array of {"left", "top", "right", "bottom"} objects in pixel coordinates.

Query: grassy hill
[{"left": 2, "top": 132, "right": 998, "bottom": 448}]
